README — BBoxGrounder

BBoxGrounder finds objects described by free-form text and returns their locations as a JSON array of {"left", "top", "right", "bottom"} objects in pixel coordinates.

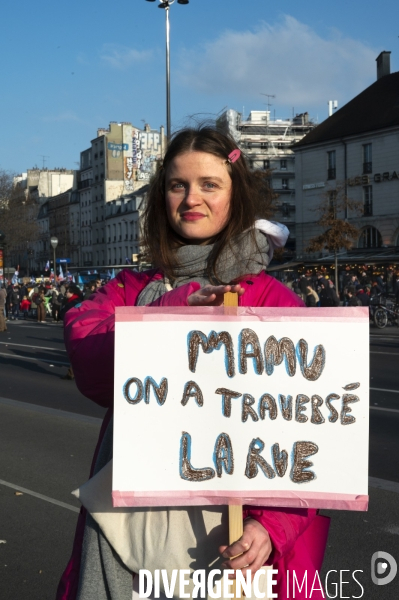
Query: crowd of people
[
  {"left": 282, "top": 268, "right": 399, "bottom": 308},
  {"left": 0, "top": 278, "right": 105, "bottom": 332},
  {"left": 1, "top": 268, "right": 398, "bottom": 333}
]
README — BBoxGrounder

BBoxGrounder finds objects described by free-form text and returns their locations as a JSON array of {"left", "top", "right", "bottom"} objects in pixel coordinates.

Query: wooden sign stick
[{"left": 224, "top": 291, "right": 244, "bottom": 598}]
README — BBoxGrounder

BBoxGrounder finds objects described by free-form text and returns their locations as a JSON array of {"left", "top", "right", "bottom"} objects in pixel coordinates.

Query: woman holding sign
[{"left": 57, "top": 127, "right": 329, "bottom": 600}]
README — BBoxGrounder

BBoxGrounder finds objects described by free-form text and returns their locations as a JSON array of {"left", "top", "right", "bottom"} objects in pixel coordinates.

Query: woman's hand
[
  {"left": 187, "top": 284, "right": 245, "bottom": 306},
  {"left": 219, "top": 518, "right": 272, "bottom": 580}
]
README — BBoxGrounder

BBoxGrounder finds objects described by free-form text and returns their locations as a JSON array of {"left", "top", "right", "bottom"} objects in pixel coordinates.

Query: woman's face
[{"left": 165, "top": 151, "right": 232, "bottom": 244}]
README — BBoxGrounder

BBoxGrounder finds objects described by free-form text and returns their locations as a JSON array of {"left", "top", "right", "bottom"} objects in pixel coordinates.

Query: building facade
[
  {"left": 294, "top": 52, "right": 399, "bottom": 266},
  {"left": 218, "top": 109, "right": 316, "bottom": 254},
  {"left": 79, "top": 121, "right": 165, "bottom": 268}
]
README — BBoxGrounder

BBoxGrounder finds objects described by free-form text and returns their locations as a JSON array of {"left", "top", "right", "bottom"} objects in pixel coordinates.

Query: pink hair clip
[{"left": 227, "top": 149, "right": 241, "bottom": 164}]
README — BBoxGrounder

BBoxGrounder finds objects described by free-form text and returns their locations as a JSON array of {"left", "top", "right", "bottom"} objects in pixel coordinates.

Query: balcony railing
[{"left": 78, "top": 179, "right": 93, "bottom": 190}]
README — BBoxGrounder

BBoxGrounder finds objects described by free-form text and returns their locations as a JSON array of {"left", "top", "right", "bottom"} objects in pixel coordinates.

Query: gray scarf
[{"left": 137, "top": 229, "right": 270, "bottom": 306}]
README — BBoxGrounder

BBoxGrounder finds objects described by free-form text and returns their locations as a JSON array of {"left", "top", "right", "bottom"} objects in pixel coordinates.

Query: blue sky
[{"left": 1, "top": 0, "right": 398, "bottom": 174}]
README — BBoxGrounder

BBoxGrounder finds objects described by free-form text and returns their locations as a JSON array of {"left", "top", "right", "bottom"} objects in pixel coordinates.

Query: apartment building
[
  {"left": 218, "top": 108, "right": 316, "bottom": 254},
  {"left": 294, "top": 51, "right": 399, "bottom": 267}
]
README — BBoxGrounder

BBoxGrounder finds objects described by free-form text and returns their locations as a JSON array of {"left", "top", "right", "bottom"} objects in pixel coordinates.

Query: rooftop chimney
[{"left": 376, "top": 51, "right": 391, "bottom": 80}]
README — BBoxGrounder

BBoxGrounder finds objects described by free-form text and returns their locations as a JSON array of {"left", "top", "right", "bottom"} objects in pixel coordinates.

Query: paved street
[{"left": 0, "top": 318, "right": 398, "bottom": 598}]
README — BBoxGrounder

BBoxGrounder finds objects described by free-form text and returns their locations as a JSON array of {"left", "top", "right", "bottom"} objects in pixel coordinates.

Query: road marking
[
  {"left": 370, "top": 406, "right": 399, "bottom": 414},
  {"left": 0, "top": 341, "right": 67, "bottom": 352},
  {"left": 0, "top": 351, "right": 69, "bottom": 366},
  {"left": 0, "top": 396, "right": 104, "bottom": 424},
  {"left": 9, "top": 325, "right": 61, "bottom": 329},
  {"left": 369, "top": 477, "right": 399, "bottom": 494},
  {"left": 0, "top": 478, "right": 80, "bottom": 513},
  {"left": 370, "top": 387, "right": 399, "bottom": 394}
]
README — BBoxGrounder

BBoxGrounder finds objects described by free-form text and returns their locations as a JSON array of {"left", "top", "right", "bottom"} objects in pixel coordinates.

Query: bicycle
[{"left": 373, "top": 299, "right": 399, "bottom": 329}]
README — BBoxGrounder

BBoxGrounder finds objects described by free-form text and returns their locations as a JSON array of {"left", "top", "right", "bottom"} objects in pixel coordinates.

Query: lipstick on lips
[{"left": 181, "top": 212, "right": 205, "bottom": 221}]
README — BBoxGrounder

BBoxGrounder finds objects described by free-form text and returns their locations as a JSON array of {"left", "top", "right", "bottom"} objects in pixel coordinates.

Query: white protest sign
[{"left": 113, "top": 306, "right": 369, "bottom": 511}]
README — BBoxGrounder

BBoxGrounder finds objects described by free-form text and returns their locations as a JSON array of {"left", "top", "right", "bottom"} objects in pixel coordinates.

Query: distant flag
[
  {"left": 50, "top": 269, "right": 54, "bottom": 281},
  {"left": 87, "top": 270, "right": 91, "bottom": 275},
  {"left": 78, "top": 274, "right": 84, "bottom": 285},
  {"left": 93, "top": 269, "right": 98, "bottom": 274},
  {"left": 45, "top": 260, "right": 50, "bottom": 271},
  {"left": 59, "top": 264, "right": 64, "bottom": 281},
  {"left": 125, "top": 257, "right": 132, "bottom": 265},
  {"left": 31, "top": 276, "right": 35, "bottom": 284},
  {"left": 12, "top": 271, "right": 19, "bottom": 284},
  {"left": 107, "top": 270, "right": 112, "bottom": 278},
  {"left": 72, "top": 275, "right": 76, "bottom": 283},
  {"left": 111, "top": 268, "right": 116, "bottom": 279}
]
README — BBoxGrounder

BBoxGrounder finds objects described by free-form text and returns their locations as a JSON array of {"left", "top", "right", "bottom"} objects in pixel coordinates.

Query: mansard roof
[{"left": 295, "top": 71, "right": 399, "bottom": 149}]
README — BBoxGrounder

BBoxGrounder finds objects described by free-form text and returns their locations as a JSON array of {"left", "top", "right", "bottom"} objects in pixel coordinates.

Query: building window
[
  {"left": 261, "top": 142, "right": 268, "bottom": 149},
  {"left": 263, "top": 159, "right": 270, "bottom": 170},
  {"left": 327, "top": 151, "right": 336, "bottom": 180},
  {"left": 363, "top": 185, "right": 373, "bottom": 216},
  {"left": 363, "top": 143, "right": 372, "bottom": 174},
  {"left": 280, "top": 159, "right": 287, "bottom": 170},
  {"left": 281, "top": 179, "right": 289, "bottom": 190},
  {"left": 358, "top": 226, "right": 382, "bottom": 248}
]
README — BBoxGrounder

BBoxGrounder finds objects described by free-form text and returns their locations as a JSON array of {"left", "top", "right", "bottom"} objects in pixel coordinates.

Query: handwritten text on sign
[{"left": 113, "top": 308, "right": 369, "bottom": 510}]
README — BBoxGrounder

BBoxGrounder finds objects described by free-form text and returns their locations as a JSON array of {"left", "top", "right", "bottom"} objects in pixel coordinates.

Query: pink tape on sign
[{"left": 227, "top": 149, "right": 241, "bottom": 163}]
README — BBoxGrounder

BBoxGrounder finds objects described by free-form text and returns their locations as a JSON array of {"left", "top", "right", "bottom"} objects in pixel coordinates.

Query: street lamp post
[
  {"left": 145, "top": 0, "right": 189, "bottom": 141},
  {"left": 50, "top": 236, "right": 58, "bottom": 277}
]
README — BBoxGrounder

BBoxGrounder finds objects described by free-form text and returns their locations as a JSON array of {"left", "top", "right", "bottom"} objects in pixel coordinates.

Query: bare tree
[
  {"left": 305, "top": 184, "right": 362, "bottom": 291},
  {"left": 0, "top": 169, "right": 39, "bottom": 274}
]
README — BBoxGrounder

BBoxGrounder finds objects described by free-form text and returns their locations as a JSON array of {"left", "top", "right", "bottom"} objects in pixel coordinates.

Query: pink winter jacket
[{"left": 57, "top": 269, "right": 330, "bottom": 600}]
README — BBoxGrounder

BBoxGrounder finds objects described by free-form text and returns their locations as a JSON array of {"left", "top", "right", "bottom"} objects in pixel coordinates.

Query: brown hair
[{"left": 141, "top": 125, "right": 273, "bottom": 282}]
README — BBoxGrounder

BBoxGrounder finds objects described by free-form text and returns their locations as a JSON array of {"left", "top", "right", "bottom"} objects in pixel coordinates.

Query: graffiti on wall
[
  {"left": 124, "top": 157, "right": 134, "bottom": 192},
  {"left": 123, "top": 127, "right": 164, "bottom": 192},
  {"left": 132, "top": 129, "right": 163, "bottom": 181}
]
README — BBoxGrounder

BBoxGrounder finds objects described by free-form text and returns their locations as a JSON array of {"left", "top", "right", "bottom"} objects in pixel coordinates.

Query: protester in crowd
[
  {"left": 60, "top": 284, "right": 84, "bottom": 380},
  {"left": 305, "top": 285, "right": 319, "bottom": 307},
  {"left": 375, "top": 274, "right": 386, "bottom": 295},
  {"left": 95, "top": 279, "right": 102, "bottom": 290},
  {"left": 298, "top": 274, "right": 309, "bottom": 296},
  {"left": 355, "top": 285, "right": 370, "bottom": 307},
  {"left": 20, "top": 295, "right": 31, "bottom": 320},
  {"left": 5, "top": 282, "right": 14, "bottom": 318},
  {"left": 346, "top": 286, "right": 362, "bottom": 306},
  {"left": 83, "top": 282, "right": 96, "bottom": 301},
  {"left": 0, "top": 285, "right": 7, "bottom": 332},
  {"left": 51, "top": 285, "right": 62, "bottom": 322},
  {"left": 328, "top": 279, "right": 340, "bottom": 306},
  {"left": 318, "top": 279, "right": 337, "bottom": 307},
  {"left": 57, "top": 126, "right": 329, "bottom": 600},
  {"left": 8, "top": 284, "right": 22, "bottom": 320},
  {"left": 359, "top": 270, "right": 371, "bottom": 287},
  {"left": 20, "top": 282, "right": 29, "bottom": 300},
  {"left": 293, "top": 284, "right": 304, "bottom": 301},
  {"left": 369, "top": 280, "right": 381, "bottom": 299},
  {"left": 35, "top": 289, "right": 46, "bottom": 322}
]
